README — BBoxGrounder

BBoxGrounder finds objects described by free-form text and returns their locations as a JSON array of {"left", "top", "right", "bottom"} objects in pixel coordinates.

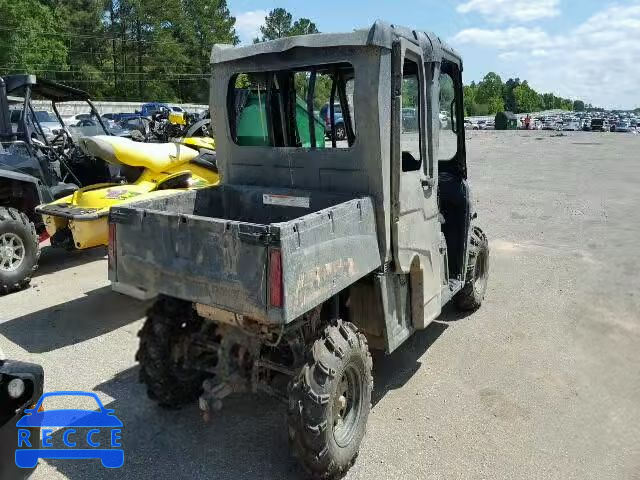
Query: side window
[
  {"left": 438, "top": 67, "right": 459, "bottom": 161},
  {"left": 401, "top": 58, "right": 421, "bottom": 172}
]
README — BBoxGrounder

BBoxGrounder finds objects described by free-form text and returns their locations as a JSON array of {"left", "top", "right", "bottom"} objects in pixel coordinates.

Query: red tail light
[
  {"left": 269, "top": 249, "right": 283, "bottom": 308},
  {"left": 107, "top": 222, "right": 117, "bottom": 270}
]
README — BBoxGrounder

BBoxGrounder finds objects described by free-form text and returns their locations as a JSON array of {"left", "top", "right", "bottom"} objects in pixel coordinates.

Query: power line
[
  {"left": 0, "top": 62, "right": 209, "bottom": 76},
  {"left": 0, "top": 68, "right": 208, "bottom": 76},
  {"left": 31, "top": 78, "right": 208, "bottom": 84},
  {"left": 0, "top": 25, "right": 187, "bottom": 46}
]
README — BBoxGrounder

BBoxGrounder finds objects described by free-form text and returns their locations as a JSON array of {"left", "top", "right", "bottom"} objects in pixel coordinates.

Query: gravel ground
[{"left": 1, "top": 130, "right": 639, "bottom": 479}]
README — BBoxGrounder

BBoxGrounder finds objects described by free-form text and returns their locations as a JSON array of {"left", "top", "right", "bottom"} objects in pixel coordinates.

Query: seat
[
  {"left": 50, "top": 182, "right": 79, "bottom": 200},
  {"left": 79, "top": 135, "right": 199, "bottom": 173},
  {"left": 191, "top": 150, "right": 218, "bottom": 173}
]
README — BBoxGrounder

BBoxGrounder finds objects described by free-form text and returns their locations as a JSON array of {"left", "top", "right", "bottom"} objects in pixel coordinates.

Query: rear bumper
[
  {"left": 42, "top": 213, "right": 109, "bottom": 250},
  {"left": 36, "top": 203, "right": 107, "bottom": 220}
]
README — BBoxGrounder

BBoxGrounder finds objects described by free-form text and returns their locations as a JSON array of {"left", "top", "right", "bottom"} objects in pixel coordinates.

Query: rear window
[{"left": 228, "top": 62, "right": 355, "bottom": 149}]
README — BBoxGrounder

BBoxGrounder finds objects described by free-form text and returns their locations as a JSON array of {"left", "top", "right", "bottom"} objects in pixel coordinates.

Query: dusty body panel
[{"left": 110, "top": 185, "right": 380, "bottom": 323}]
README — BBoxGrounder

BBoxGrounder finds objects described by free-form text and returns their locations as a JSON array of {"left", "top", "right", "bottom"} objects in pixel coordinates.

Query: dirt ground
[{"left": 1, "top": 130, "right": 639, "bottom": 479}]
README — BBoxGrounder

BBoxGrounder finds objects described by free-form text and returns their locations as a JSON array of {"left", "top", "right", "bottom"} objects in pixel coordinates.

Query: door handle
[{"left": 421, "top": 178, "right": 434, "bottom": 188}]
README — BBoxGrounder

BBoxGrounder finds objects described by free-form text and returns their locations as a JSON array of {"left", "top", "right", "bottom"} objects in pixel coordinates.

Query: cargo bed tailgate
[
  {"left": 109, "top": 188, "right": 381, "bottom": 324},
  {"left": 110, "top": 206, "right": 271, "bottom": 319}
]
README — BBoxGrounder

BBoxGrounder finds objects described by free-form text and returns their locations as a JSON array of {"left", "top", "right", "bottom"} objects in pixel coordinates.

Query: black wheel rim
[{"left": 333, "top": 363, "right": 363, "bottom": 448}]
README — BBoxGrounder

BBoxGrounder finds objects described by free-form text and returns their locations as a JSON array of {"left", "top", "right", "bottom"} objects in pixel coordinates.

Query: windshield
[
  {"left": 56, "top": 103, "right": 109, "bottom": 139},
  {"left": 34, "top": 111, "right": 57, "bottom": 123}
]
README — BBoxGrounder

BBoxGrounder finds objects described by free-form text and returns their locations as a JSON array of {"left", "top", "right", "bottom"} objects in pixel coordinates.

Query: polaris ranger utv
[
  {"left": 0, "top": 75, "right": 111, "bottom": 293},
  {"left": 109, "top": 22, "right": 489, "bottom": 478}
]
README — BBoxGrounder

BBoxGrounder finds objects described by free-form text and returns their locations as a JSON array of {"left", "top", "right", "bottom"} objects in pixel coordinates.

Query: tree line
[
  {"left": 0, "top": 3, "right": 592, "bottom": 112},
  {"left": 464, "top": 72, "right": 592, "bottom": 116}
]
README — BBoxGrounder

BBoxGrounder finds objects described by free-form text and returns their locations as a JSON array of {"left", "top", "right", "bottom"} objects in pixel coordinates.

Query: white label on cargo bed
[{"left": 263, "top": 194, "right": 310, "bottom": 208}]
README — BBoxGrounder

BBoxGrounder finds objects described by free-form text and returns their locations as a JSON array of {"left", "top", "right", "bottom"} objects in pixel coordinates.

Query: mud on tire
[
  {"left": 0, "top": 207, "right": 39, "bottom": 295},
  {"left": 455, "top": 225, "right": 489, "bottom": 311},
  {"left": 287, "top": 319, "right": 373, "bottom": 479},
  {"left": 136, "top": 296, "right": 207, "bottom": 408}
]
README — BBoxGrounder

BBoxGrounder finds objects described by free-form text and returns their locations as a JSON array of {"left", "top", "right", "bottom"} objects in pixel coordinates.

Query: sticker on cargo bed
[
  {"left": 263, "top": 194, "right": 310, "bottom": 208},
  {"left": 15, "top": 391, "right": 123, "bottom": 469}
]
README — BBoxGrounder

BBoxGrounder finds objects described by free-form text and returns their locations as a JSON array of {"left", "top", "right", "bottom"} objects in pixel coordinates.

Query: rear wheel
[
  {"left": 334, "top": 124, "right": 347, "bottom": 141},
  {"left": 287, "top": 320, "right": 373, "bottom": 479},
  {"left": 0, "top": 207, "right": 39, "bottom": 295},
  {"left": 455, "top": 225, "right": 489, "bottom": 310},
  {"left": 136, "top": 296, "right": 208, "bottom": 408}
]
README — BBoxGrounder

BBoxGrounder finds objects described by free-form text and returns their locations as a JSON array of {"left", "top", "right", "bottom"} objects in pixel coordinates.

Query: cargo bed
[{"left": 109, "top": 185, "right": 381, "bottom": 324}]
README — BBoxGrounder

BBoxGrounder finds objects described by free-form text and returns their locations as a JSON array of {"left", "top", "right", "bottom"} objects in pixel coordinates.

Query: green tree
[
  {"left": 573, "top": 100, "right": 585, "bottom": 112},
  {"left": 290, "top": 18, "right": 319, "bottom": 36},
  {"left": 255, "top": 8, "right": 318, "bottom": 42},
  {"left": 513, "top": 82, "right": 541, "bottom": 113},
  {"left": 502, "top": 78, "right": 521, "bottom": 112},
  {"left": 0, "top": 0, "right": 68, "bottom": 75},
  {"left": 53, "top": 0, "right": 109, "bottom": 95},
  {"left": 476, "top": 72, "right": 503, "bottom": 104},
  {"left": 487, "top": 96, "right": 505, "bottom": 115},
  {"left": 463, "top": 84, "right": 477, "bottom": 115},
  {"left": 257, "top": 8, "right": 292, "bottom": 41}
]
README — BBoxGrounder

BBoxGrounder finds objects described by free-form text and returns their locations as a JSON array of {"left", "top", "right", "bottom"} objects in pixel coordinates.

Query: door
[{"left": 390, "top": 40, "right": 443, "bottom": 329}]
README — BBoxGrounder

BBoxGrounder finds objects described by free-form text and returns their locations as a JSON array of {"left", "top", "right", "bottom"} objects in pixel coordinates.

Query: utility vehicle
[
  {"left": 37, "top": 135, "right": 219, "bottom": 250},
  {"left": 0, "top": 75, "right": 112, "bottom": 293},
  {"left": 109, "top": 22, "right": 489, "bottom": 479}
]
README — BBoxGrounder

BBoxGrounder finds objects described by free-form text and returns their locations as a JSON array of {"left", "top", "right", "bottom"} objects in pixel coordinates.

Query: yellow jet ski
[{"left": 36, "top": 135, "right": 219, "bottom": 250}]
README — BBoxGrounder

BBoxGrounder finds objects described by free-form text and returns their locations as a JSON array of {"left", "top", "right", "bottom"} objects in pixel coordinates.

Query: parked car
[
  {"left": 402, "top": 107, "right": 418, "bottom": 131},
  {"left": 464, "top": 119, "right": 478, "bottom": 130},
  {"left": 562, "top": 121, "right": 581, "bottom": 131},
  {"left": 319, "top": 102, "right": 346, "bottom": 140},
  {"left": 542, "top": 120, "right": 557, "bottom": 130},
  {"left": 614, "top": 121, "right": 632, "bottom": 133},
  {"left": 63, "top": 113, "right": 93, "bottom": 125},
  {"left": 11, "top": 109, "right": 63, "bottom": 140},
  {"left": 590, "top": 118, "right": 609, "bottom": 132},
  {"left": 139, "top": 102, "right": 170, "bottom": 118}
]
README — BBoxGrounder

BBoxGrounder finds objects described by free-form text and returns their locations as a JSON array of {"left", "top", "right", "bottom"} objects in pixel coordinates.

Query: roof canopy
[
  {"left": 3, "top": 75, "right": 90, "bottom": 102},
  {"left": 211, "top": 20, "right": 462, "bottom": 67}
]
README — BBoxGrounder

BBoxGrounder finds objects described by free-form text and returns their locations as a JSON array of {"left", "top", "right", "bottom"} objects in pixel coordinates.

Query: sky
[{"left": 230, "top": 0, "right": 640, "bottom": 109}]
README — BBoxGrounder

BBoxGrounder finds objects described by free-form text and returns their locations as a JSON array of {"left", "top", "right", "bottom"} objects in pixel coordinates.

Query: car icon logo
[{"left": 15, "top": 391, "right": 123, "bottom": 468}]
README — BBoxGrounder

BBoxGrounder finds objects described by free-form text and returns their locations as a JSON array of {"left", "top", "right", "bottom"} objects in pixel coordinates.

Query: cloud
[
  {"left": 451, "top": 3, "right": 640, "bottom": 108},
  {"left": 457, "top": 0, "right": 561, "bottom": 23},
  {"left": 498, "top": 51, "right": 520, "bottom": 61},
  {"left": 452, "top": 27, "right": 552, "bottom": 49},
  {"left": 234, "top": 10, "right": 267, "bottom": 44}
]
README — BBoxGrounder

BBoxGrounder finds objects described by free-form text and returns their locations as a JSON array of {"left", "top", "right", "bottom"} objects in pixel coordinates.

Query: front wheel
[
  {"left": 287, "top": 319, "right": 373, "bottom": 479},
  {"left": 455, "top": 225, "right": 489, "bottom": 310},
  {"left": 334, "top": 124, "right": 347, "bottom": 141},
  {"left": 0, "top": 207, "right": 39, "bottom": 295}
]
